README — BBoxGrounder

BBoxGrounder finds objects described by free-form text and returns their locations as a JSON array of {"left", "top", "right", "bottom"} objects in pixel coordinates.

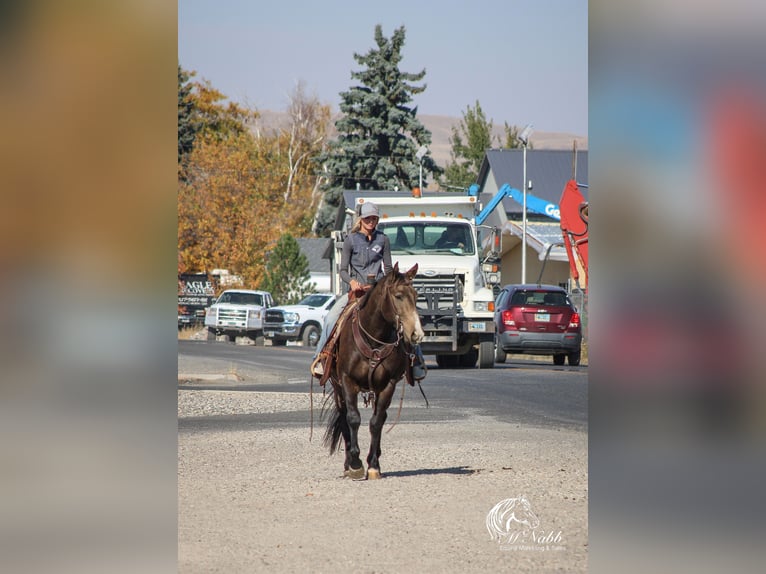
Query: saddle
[{"left": 313, "top": 288, "right": 365, "bottom": 387}]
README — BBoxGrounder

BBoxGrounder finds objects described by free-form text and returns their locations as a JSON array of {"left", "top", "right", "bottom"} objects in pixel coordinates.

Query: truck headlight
[
  {"left": 473, "top": 301, "right": 495, "bottom": 312},
  {"left": 284, "top": 312, "right": 300, "bottom": 323},
  {"left": 250, "top": 310, "right": 261, "bottom": 319}
]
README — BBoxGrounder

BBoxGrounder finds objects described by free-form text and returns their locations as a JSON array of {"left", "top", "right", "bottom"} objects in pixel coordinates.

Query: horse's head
[{"left": 387, "top": 262, "right": 423, "bottom": 345}]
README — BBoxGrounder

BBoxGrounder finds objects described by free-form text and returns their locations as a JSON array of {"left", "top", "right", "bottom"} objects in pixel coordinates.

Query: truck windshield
[
  {"left": 218, "top": 292, "right": 264, "bottom": 305},
  {"left": 380, "top": 222, "right": 474, "bottom": 255},
  {"left": 299, "top": 294, "right": 332, "bottom": 307}
]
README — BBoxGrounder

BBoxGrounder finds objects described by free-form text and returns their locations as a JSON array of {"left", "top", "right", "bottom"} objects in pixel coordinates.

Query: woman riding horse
[
  {"left": 311, "top": 201, "right": 426, "bottom": 381},
  {"left": 323, "top": 262, "right": 423, "bottom": 479}
]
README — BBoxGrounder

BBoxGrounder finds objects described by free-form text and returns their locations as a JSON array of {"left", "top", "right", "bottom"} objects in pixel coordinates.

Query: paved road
[{"left": 178, "top": 340, "right": 587, "bottom": 432}]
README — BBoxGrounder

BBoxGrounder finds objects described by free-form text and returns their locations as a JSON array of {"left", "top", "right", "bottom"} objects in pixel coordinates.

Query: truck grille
[
  {"left": 412, "top": 274, "right": 463, "bottom": 313},
  {"left": 218, "top": 309, "right": 247, "bottom": 322},
  {"left": 264, "top": 310, "right": 284, "bottom": 323}
]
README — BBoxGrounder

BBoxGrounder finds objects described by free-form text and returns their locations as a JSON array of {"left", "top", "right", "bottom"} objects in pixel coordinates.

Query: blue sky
[{"left": 178, "top": 0, "right": 587, "bottom": 135}]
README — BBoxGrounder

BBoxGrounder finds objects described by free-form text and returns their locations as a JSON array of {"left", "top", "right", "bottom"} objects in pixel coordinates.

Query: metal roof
[
  {"left": 296, "top": 238, "right": 332, "bottom": 271},
  {"left": 477, "top": 149, "right": 588, "bottom": 215}
]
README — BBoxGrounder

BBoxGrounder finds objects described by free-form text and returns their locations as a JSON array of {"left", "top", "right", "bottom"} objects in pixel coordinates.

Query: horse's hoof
[
  {"left": 367, "top": 468, "right": 382, "bottom": 480},
  {"left": 346, "top": 466, "right": 365, "bottom": 480}
]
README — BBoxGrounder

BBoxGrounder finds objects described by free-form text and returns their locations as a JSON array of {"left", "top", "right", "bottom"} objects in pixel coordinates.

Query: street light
[
  {"left": 415, "top": 145, "right": 428, "bottom": 193},
  {"left": 517, "top": 124, "right": 533, "bottom": 283}
]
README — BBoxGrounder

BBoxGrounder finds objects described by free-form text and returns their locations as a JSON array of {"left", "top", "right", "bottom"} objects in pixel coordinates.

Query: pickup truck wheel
[
  {"left": 302, "top": 324, "right": 321, "bottom": 348},
  {"left": 206, "top": 327, "right": 217, "bottom": 342},
  {"left": 271, "top": 339, "right": 287, "bottom": 347}
]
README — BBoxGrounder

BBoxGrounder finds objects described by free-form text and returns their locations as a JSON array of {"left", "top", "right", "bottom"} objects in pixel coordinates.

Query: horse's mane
[{"left": 357, "top": 269, "right": 396, "bottom": 311}]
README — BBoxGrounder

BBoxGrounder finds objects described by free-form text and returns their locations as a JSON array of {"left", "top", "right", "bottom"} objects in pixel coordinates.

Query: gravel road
[{"left": 178, "top": 355, "right": 588, "bottom": 573}]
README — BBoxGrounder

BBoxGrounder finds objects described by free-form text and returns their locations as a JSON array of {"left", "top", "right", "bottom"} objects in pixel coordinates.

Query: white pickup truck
[
  {"left": 204, "top": 289, "right": 273, "bottom": 344},
  {"left": 262, "top": 293, "right": 337, "bottom": 347}
]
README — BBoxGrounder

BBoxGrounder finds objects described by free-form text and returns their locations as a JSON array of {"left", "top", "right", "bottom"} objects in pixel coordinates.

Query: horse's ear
[
  {"left": 393, "top": 261, "right": 400, "bottom": 275},
  {"left": 405, "top": 263, "right": 418, "bottom": 279}
]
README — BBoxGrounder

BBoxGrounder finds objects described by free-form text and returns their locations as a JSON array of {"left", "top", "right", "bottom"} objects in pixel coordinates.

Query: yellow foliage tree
[{"left": 178, "top": 74, "right": 331, "bottom": 287}]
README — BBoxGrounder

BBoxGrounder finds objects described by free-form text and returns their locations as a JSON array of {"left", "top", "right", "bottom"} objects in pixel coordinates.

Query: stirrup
[{"left": 310, "top": 355, "right": 325, "bottom": 378}]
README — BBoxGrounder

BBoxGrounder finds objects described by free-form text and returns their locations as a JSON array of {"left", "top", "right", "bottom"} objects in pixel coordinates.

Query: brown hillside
[{"left": 254, "top": 110, "right": 587, "bottom": 170}]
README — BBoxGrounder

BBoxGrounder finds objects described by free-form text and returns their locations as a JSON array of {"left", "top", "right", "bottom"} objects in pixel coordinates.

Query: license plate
[
  {"left": 535, "top": 313, "right": 550, "bottom": 322},
  {"left": 468, "top": 322, "right": 485, "bottom": 331}
]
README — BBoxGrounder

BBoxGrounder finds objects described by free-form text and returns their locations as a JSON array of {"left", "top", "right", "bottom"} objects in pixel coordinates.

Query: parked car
[
  {"left": 494, "top": 284, "right": 582, "bottom": 366},
  {"left": 262, "top": 293, "right": 337, "bottom": 347}
]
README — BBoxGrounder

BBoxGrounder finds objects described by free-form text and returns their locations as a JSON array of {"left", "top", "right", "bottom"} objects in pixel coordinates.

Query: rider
[{"left": 311, "top": 201, "right": 426, "bottom": 381}]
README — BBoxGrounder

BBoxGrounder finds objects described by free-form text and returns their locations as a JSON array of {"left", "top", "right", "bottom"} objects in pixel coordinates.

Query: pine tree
[
  {"left": 178, "top": 66, "right": 199, "bottom": 166},
  {"left": 259, "top": 234, "right": 316, "bottom": 305},
  {"left": 313, "top": 25, "right": 440, "bottom": 235},
  {"left": 441, "top": 101, "right": 494, "bottom": 191}
]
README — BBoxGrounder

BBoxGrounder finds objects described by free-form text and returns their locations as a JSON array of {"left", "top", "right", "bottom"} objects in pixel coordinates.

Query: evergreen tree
[
  {"left": 313, "top": 25, "right": 440, "bottom": 235},
  {"left": 259, "top": 234, "right": 315, "bottom": 305},
  {"left": 440, "top": 101, "right": 494, "bottom": 191},
  {"left": 178, "top": 65, "right": 199, "bottom": 165},
  {"left": 440, "top": 101, "right": 530, "bottom": 191}
]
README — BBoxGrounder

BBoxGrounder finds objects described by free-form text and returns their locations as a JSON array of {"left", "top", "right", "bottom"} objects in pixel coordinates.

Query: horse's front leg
[
  {"left": 366, "top": 381, "right": 396, "bottom": 480},
  {"left": 341, "top": 377, "right": 364, "bottom": 480}
]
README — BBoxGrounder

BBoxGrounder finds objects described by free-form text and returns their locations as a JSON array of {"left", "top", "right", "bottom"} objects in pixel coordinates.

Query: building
[
  {"left": 476, "top": 148, "right": 588, "bottom": 291},
  {"left": 296, "top": 237, "right": 333, "bottom": 293}
]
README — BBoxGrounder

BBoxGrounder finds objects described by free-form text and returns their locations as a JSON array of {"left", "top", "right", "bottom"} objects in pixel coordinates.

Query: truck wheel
[
  {"left": 478, "top": 341, "right": 495, "bottom": 369},
  {"left": 435, "top": 354, "right": 459, "bottom": 369},
  {"left": 458, "top": 348, "right": 478, "bottom": 368},
  {"left": 206, "top": 327, "right": 217, "bottom": 342},
  {"left": 271, "top": 339, "right": 287, "bottom": 347},
  {"left": 302, "top": 324, "right": 321, "bottom": 348},
  {"left": 250, "top": 334, "right": 264, "bottom": 346}
]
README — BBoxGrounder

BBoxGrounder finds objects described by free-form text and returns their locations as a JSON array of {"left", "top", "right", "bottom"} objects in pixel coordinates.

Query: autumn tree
[
  {"left": 313, "top": 24, "right": 440, "bottom": 235},
  {"left": 275, "top": 82, "right": 331, "bottom": 235},
  {"left": 259, "top": 233, "right": 315, "bottom": 305},
  {"left": 178, "top": 72, "right": 331, "bottom": 286}
]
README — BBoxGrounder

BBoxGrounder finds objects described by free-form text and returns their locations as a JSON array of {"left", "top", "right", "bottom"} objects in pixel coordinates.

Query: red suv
[{"left": 494, "top": 284, "right": 583, "bottom": 366}]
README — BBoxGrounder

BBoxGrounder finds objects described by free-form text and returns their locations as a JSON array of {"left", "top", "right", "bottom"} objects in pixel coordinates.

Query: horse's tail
[{"left": 322, "top": 394, "right": 346, "bottom": 454}]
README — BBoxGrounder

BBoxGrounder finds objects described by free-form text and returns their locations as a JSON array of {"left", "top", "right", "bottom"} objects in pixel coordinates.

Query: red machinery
[{"left": 559, "top": 179, "right": 589, "bottom": 289}]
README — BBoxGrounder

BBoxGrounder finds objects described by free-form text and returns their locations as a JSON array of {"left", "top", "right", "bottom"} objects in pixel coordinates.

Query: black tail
[{"left": 322, "top": 399, "right": 346, "bottom": 454}]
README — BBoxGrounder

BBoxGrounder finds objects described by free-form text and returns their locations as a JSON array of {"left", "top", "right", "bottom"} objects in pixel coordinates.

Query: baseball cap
[{"left": 360, "top": 202, "right": 379, "bottom": 218}]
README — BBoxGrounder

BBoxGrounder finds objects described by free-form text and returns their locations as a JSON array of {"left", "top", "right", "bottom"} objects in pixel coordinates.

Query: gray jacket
[{"left": 340, "top": 229, "right": 393, "bottom": 286}]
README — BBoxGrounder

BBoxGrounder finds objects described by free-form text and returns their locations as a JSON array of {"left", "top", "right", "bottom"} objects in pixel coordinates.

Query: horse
[{"left": 322, "top": 262, "right": 423, "bottom": 480}]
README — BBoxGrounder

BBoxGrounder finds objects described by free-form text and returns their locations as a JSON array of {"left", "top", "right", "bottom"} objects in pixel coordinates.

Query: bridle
[{"left": 351, "top": 278, "right": 412, "bottom": 389}]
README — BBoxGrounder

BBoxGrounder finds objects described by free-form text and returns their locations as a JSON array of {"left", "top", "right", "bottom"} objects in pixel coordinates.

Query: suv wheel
[
  {"left": 553, "top": 354, "right": 566, "bottom": 366},
  {"left": 494, "top": 335, "right": 507, "bottom": 363},
  {"left": 567, "top": 350, "right": 581, "bottom": 366}
]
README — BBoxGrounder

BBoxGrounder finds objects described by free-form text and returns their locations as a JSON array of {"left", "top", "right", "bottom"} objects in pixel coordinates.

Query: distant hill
[{"left": 254, "top": 110, "right": 587, "bottom": 170}]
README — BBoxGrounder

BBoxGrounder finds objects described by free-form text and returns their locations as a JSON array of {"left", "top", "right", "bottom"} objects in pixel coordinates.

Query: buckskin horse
[{"left": 322, "top": 263, "right": 423, "bottom": 480}]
